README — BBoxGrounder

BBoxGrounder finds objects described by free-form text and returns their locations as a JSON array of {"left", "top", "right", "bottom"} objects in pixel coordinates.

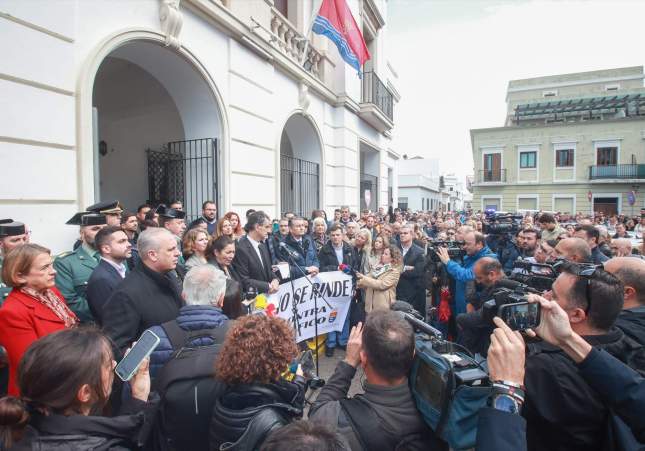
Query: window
[
  {"left": 520, "top": 151, "right": 537, "bottom": 168},
  {"left": 543, "top": 90, "right": 557, "bottom": 97},
  {"left": 556, "top": 148, "right": 574, "bottom": 167},
  {"left": 398, "top": 198, "right": 408, "bottom": 210},
  {"left": 597, "top": 147, "right": 617, "bottom": 166},
  {"left": 605, "top": 83, "right": 620, "bottom": 91},
  {"left": 483, "top": 152, "right": 502, "bottom": 181},
  {"left": 274, "top": 0, "right": 288, "bottom": 18}
]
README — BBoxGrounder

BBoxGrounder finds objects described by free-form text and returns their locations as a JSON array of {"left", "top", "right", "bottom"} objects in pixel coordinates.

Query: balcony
[
  {"left": 359, "top": 71, "right": 394, "bottom": 132},
  {"left": 589, "top": 164, "right": 645, "bottom": 180},
  {"left": 477, "top": 169, "right": 507, "bottom": 183}
]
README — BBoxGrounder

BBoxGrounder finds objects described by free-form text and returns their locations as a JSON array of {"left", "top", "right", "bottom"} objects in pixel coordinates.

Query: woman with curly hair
[
  {"left": 182, "top": 228, "right": 210, "bottom": 270},
  {"left": 210, "top": 315, "right": 305, "bottom": 449},
  {"left": 311, "top": 217, "right": 328, "bottom": 252},
  {"left": 223, "top": 211, "right": 244, "bottom": 240}
]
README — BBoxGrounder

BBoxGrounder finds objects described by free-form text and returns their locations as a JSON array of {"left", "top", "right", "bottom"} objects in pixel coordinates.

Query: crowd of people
[{"left": 0, "top": 199, "right": 643, "bottom": 450}]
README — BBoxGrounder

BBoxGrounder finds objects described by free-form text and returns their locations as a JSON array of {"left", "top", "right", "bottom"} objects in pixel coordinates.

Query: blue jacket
[
  {"left": 281, "top": 234, "right": 320, "bottom": 279},
  {"left": 445, "top": 246, "right": 496, "bottom": 315},
  {"left": 146, "top": 305, "right": 229, "bottom": 378}
]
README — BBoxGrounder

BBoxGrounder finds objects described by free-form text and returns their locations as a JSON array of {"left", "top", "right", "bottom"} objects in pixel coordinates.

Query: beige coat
[{"left": 357, "top": 266, "right": 401, "bottom": 313}]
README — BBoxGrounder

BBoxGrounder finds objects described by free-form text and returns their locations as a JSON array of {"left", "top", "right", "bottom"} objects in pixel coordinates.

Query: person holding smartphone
[{"left": 0, "top": 328, "right": 154, "bottom": 450}]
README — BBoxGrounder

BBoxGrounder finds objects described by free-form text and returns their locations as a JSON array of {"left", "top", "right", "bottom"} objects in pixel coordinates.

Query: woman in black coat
[{"left": 0, "top": 328, "right": 157, "bottom": 450}]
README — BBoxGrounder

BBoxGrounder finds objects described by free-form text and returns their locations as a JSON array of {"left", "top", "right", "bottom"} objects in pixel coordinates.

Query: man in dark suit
[
  {"left": 86, "top": 226, "right": 132, "bottom": 325},
  {"left": 279, "top": 217, "right": 320, "bottom": 280},
  {"left": 232, "top": 211, "right": 279, "bottom": 294},
  {"left": 102, "top": 228, "right": 184, "bottom": 356},
  {"left": 396, "top": 223, "right": 426, "bottom": 317}
]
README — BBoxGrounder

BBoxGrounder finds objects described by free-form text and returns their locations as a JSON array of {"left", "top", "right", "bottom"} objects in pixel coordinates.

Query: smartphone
[
  {"left": 498, "top": 301, "right": 540, "bottom": 331},
  {"left": 114, "top": 330, "right": 161, "bottom": 381}
]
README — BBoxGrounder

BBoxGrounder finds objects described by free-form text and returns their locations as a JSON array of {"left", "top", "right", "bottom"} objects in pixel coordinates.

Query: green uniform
[
  {"left": 0, "top": 256, "right": 11, "bottom": 306},
  {"left": 53, "top": 243, "right": 99, "bottom": 323}
]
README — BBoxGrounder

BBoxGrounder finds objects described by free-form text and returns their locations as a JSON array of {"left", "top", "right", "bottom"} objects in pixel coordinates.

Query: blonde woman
[
  {"left": 369, "top": 234, "right": 390, "bottom": 270},
  {"left": 356, "top": 244, "right": 402, "bottom": 313},
  {"left": 353, "top": 228, "right": 372, "bottom": 274},
  {"left": 182, "top": 228, "right": 210, "bottom": 270},
  {"left": 214, "top": 217, "right": 235, "bottom": 240}
]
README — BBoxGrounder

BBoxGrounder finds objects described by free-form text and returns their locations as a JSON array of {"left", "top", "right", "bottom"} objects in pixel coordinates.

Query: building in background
[
  {"left": 471, "top": 66, "right": 645, "bottom": 216},
  {"left": 0, "top": 0, "right": 400, "bottom": 252},
  {"left": 441, "top": 173, "right": 466, "bottom": 212},
  {"left": 397, "top": 156, "right": 441, "bottom": 211}
]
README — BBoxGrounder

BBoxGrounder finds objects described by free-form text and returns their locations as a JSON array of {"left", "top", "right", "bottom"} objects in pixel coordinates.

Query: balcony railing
[
  {"left": 268, "top": 9, "right": 323, "bottom": 82},
  {"left": 362, "top": 71, "right": 394, "bottom": 122},
  {"left": 589, "top": 164, "right": 645, "bottom": 180},
  {"left": 477, "top": 169, "right": 507, "bottom": 183}
]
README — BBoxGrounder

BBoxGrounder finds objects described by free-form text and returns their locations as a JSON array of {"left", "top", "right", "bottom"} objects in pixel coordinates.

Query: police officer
[
  {"left": 0, "top": 219, "right": 28, "bottom": 304},
  {"left": 157, "top": 204, "right": 187, "bottom": 266},
  {"left": 54, "top": 213, "right": 107, "bottom": 323},
  {"left": 87, "top": 200, "right": 124, "bottom": 226}
]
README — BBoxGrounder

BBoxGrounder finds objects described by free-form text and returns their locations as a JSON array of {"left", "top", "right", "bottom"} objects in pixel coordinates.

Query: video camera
[
  {"left": 481, "top": 279, "right": 540, "bottom": 325},
  {"left": 428, "top": 240, "right": 465, "bottom": 263},
  {"left": 509, "top": 260, "right": 561, "bottom": 292},
  {"left": 483, "top": 211, "right": 523, "bottom": 235},
  {"left": 392, "top": 301, "right": 489, "bottom": 449}
]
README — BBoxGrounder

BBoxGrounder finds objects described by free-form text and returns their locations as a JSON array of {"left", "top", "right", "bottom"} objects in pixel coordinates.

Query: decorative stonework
[
  {"left": 299, "top": 82, "right": 311, "bottom": 112},
  {"left": 160, "top": 0, "right": 183, "bottom": 49}
]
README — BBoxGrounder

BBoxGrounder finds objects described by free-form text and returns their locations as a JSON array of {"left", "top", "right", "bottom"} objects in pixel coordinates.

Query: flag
[{"left": 312, "top": 0, "right": 370, "bottom": 76}]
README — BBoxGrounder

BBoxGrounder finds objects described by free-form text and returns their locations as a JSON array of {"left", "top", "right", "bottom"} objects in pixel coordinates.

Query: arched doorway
[
  {"left": 92, "top": 40, "right": 222, "bottom": 221},
  {"left": 279, "top": 114, "right": 322, "bottom": 217}
]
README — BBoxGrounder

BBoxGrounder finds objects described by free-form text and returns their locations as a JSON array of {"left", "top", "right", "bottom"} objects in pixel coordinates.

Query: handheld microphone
[
  {"left": 338, "top": 263, "right": 356, "bottom": 277},
  {"left": 279, "top": 242, "right": 300, "bottom": 259}
]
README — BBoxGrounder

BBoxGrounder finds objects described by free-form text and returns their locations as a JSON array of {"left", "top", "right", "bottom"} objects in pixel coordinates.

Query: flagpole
[{"left": 300, "top": 0, "right": 323, "bottom": 66}]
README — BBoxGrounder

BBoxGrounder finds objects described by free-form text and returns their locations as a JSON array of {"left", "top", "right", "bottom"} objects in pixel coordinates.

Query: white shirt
[
  {"left": 401, "top": 244, "right": 412, "bottom": 258},
  {"left": 102, "top": 257, "right": 127, "bottom": 279},
  {"left": 333, "top": 243, "right": 344, "bottom": 265},
  {"left": 247, "top": 235, "right": 265, "bottom": 268}
]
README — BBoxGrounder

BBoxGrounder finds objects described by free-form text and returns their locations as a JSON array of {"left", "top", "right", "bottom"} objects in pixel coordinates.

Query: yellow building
[{"left": 471, "top": 67, "right": 645, "bottom": 216}]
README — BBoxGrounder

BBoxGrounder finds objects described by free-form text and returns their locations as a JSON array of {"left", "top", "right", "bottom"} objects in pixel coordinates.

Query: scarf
[{"left": 20, "top": 286, "right": 78, "bottom": 328}]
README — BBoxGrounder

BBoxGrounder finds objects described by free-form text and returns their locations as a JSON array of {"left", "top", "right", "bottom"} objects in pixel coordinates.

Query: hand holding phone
[
  {"left": 498, "top": 301, "right": 541, "bottom": 331},
  {"left": 115, "top": 330, "right": 160, "bottom": 382}
]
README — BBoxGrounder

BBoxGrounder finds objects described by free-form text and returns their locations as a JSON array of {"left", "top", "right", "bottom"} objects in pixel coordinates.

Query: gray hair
[
  {"left": 182, "top": 265, "right": 228, "bottom": 306},
  {"left": 137, "top": 228, "right": 174, "bottom": 260},
  {"left": 312, "top": 217, "right": 327, "bottom": 231}
]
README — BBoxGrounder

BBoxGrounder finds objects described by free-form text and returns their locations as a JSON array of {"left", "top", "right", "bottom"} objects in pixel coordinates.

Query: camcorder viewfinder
[{"left": 498, "top": 301, "right": 541, "bottom": 331}]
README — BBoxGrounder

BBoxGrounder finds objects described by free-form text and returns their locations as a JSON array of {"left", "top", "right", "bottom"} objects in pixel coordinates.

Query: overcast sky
[{"left": 388, "top": 0, "right": 645, "bottom": 183}]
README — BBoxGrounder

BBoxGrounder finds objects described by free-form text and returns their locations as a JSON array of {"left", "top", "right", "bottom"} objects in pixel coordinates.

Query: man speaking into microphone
[
  {"left": 279, "top": 217, "right": 319, "bottom": 280},
  {"left": 318, "top": 224, "right": 358, "bottom": 356}
]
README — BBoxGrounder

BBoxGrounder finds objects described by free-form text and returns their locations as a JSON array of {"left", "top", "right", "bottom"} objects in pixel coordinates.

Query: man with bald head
[
  {"left": 604, "top": 257, "right": 645, "bottom": 345},
  {"left": 554, "top": 237, "right": 592, "bottom": 263},
  {"left": 610, "top": 238, "right": 634, "bottom": 258}
]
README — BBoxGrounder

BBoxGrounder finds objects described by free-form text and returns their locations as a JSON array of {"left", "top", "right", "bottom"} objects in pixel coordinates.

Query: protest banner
[{"left": 267, "top": 271, "right": 353, "bottom": 342}]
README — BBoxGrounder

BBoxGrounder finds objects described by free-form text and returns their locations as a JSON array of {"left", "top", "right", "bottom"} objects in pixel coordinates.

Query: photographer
[
  {"left": 500, "top": 230, "right": 523, "bottom": 274},
  {"left": 456, "top": 257, "right": 505, "bottom": 356},
  {"left": 309, "top": 311, "right": 447, "bottom": 450},
  {"left": 521, "top": 262, "right": 645, "bottom": 451},
  {"left": 437, "top": 232, "right": 496, "bottom": 316}
]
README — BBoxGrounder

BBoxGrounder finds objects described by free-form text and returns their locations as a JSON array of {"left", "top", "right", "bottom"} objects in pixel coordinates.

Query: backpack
[{"left": 150, "top": 320, "right": 229, "bottom": 451}]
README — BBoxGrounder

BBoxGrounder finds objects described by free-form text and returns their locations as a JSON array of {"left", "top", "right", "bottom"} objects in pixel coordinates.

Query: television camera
[
  {"left": 482, "top": 211, "right": 523, "bottom": 235},
  {"left": 427, "top": 240, "right": 465, "bottom": 263},
  {"left": 509, "top": 259, "right": 561, "bottom": 292}
]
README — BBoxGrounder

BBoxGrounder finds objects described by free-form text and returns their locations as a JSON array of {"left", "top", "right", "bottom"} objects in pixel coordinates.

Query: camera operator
[
  {"left": 605, "top": 257, "right": 645, "bottom": 345},
  {"left": 309, "top": 311, "right": 447, "bottom": 450},
  {"left": 573, "top": 225, "right": 609, "bottom": 264},
  {"left": 554, "top": 237, "right": 592, "bottom": 263},
  {"left": 437, "top": 232, "right": 496, "bottom": 316},
  {"left": 500, "top": 229, "right": 523, "bottom": 274},
  {"left": 521, "top": 261, "right": 645, "bottom": 451},
  {"left": 456, "top": 257, "right": 505, "bottom": 356},
  {"left": 476, "top": 300, "right": 645, "bottom": 451}
]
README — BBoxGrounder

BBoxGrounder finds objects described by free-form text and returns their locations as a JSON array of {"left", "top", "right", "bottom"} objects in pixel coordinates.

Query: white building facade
[
  {"left": 397, "top": 157, "right": 441, "bottom": 211},
  {"left": 0, "top": 0, "right": 400, "bottom": 252}
]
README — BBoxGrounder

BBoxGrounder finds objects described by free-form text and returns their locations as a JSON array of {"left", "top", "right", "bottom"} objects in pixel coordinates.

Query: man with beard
[
  {"left": 54, "top": 213, "right": 107, "bottom": 323},
  {"left": 189, "top": 200, "right": 218, "bottom": 235}
]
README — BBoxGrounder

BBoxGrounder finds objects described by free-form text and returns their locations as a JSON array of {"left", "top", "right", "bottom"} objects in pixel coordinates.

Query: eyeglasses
[{"left": 573, "top": 265, "right": 602, "bottom": 315}]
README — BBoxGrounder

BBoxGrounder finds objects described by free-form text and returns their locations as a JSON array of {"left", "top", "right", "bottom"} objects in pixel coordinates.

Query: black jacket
[
  {"left": 12, "top": 397, "right": 157, "bottom": 451},
  {"left": 102, "top": 263, "right": 184, "bottom": 356},
  {"left": 232, "top": 236, "right": 276, "bottom": 294},
  {"left": 210, "top": 378, "right": 305, "bottom": 449},
  {"left": 615, "top": 306, "right": 645, "bottom": 346},
  {"left": 396, "top": 244, "right": 426, "bottom": 313},
  {"left": 87, "top": 259, "right": 125, "bottom": 326},
  {"left": 523, "top": 327, "right": 645, "bottom": 451},
  {"left": 318, "top": 241, "right": 357, "bottom": 273},
  {"left": 309, "top": 361, "right": 447, "bottom": 451}
]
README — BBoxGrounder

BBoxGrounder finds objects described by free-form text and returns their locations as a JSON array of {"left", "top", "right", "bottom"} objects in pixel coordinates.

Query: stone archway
[{"left": 279, "top": 113, "right": 323, "bottom": 217}]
